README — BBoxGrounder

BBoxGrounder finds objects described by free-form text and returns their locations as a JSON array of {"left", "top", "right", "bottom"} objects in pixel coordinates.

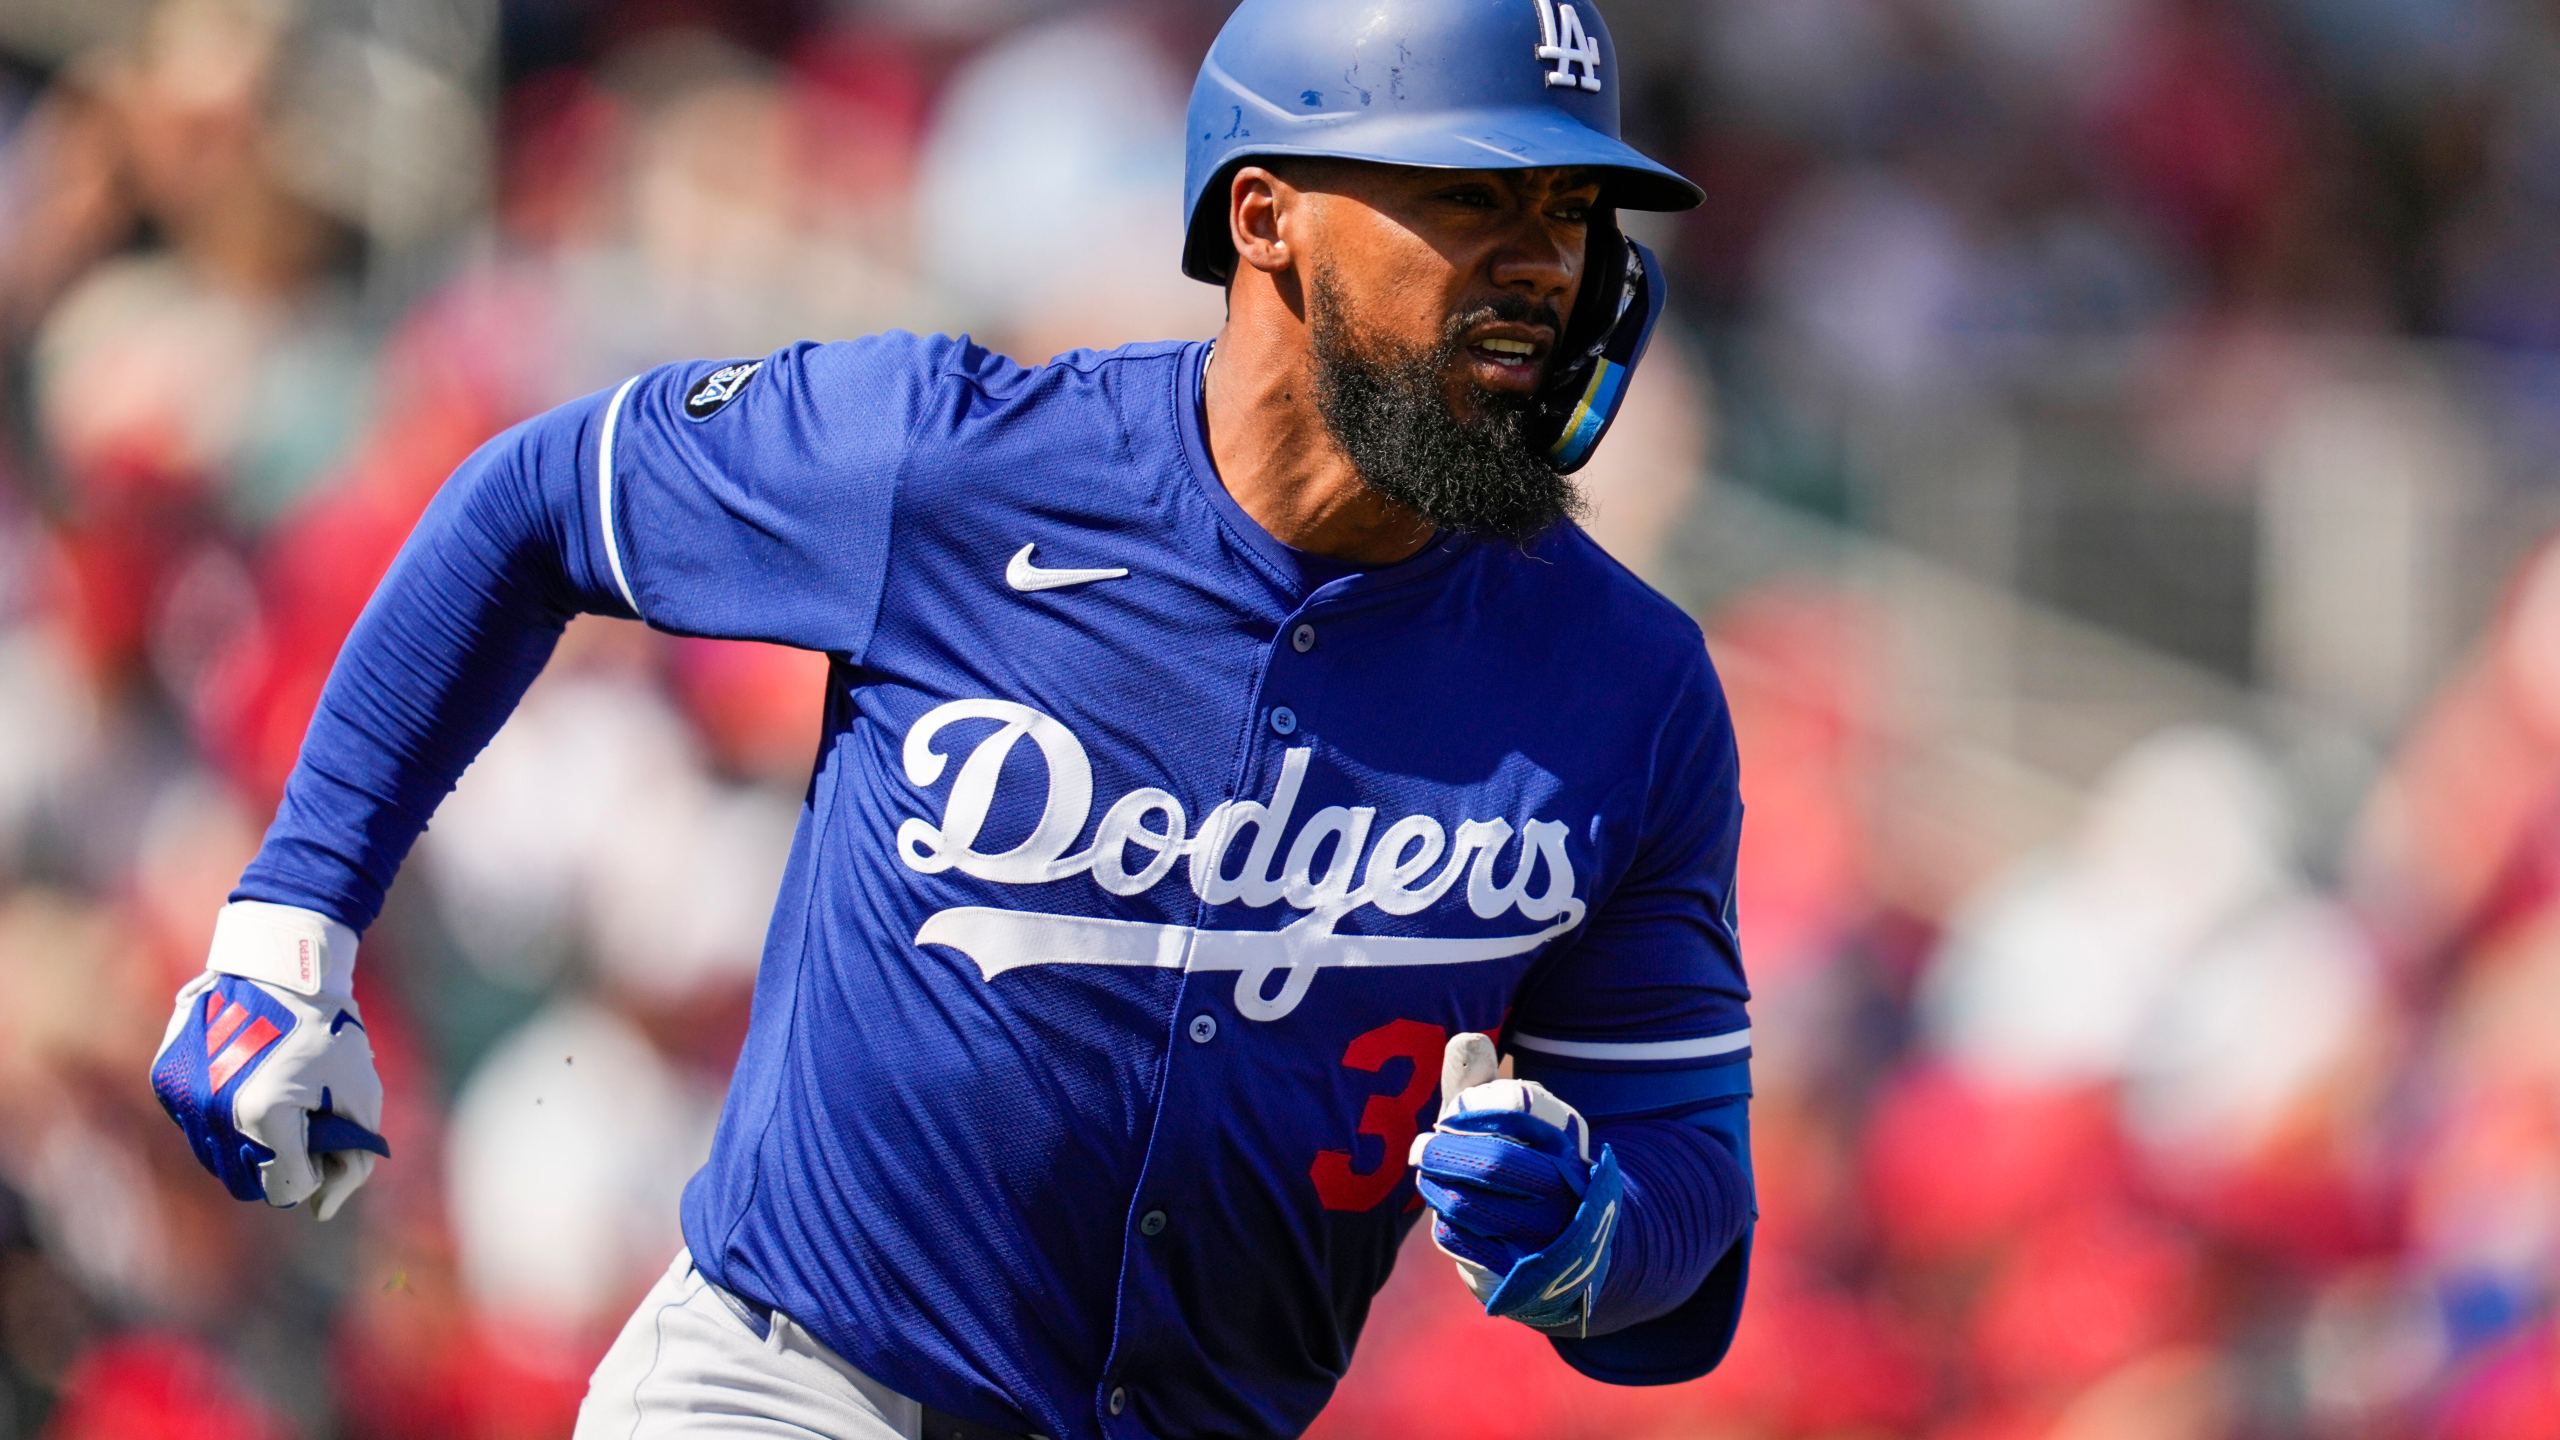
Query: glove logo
[
  {"left": 1531, "top": 1, "right": 1603, "bottom": 93},
  {"left": 684, "top": 361, "right": 764, "bottom": 421},
  {"left": 201, "top": 994, "right": 283, "bottom": 1091},
  {"left": 1538, "top": 1199, "right": 1614, "bottom": 1300}
]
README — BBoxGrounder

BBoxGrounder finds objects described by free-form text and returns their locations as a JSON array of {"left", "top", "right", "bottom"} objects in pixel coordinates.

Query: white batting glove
[{"left": 150, "top": 901, "right": 388, "bottom": 1219}]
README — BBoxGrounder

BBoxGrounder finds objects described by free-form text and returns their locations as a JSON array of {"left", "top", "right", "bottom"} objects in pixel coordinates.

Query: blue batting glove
[
  {"left": 1408, "top": 1033, "right": 1623, "bottom": 1336},
  {"left": 151, "top": 903, "right": 389, "bottom": 1219}
]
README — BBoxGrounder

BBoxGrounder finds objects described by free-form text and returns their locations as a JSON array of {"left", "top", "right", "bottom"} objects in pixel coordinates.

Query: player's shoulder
[
  {"left": 1038, "top": 337, "right": 1196, "bottom": 375},
  {"left": 1486, "top": 523, "right": 1714, "bottom": 686},
  {"left": 689, "top": 330, "right": 995, "bottom": 408},
  {"left": 924, "top": 334, "right": 1192, "bottom": 408},
  {"left": 700, "top": 330, "right": 1190, "bottom": 402},
  {"left": 660, "top": 332, "right": 1182, "bottom": 456},
  {"left": 787, "top": 329, "right": 993, "bottom": 396},
  {"left": 800, "top": 332, "right": 1187, "bottom": 390},
  {"left": 633, "top": 331, "right": 975, "bottom": 429},
  {"left": 646, "top": 330, "right": 1191, "bottom": 402},
  {"left": 819, "top": 332, "right": 1192, "bottom": 434}
]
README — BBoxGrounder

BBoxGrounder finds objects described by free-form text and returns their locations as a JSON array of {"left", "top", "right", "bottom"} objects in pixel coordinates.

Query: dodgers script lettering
[{"left": 895, "top": 698, "right": 1590, "bottom": 1020}]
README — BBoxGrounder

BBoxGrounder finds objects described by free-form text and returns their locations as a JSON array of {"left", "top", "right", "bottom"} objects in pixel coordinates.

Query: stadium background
[{"left": 1, "top": 0, "right": 2556, "bottom": 1435}]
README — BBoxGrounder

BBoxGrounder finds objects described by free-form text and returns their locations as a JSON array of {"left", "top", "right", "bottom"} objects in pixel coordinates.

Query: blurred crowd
[{"left": 2, "top": 0, "right": 2558, "bottom": 1437}]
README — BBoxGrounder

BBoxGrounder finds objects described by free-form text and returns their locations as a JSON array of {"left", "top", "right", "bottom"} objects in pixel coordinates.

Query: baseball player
[{"left": 150, "top": 1, "right": 1755, "bottom": 1435}]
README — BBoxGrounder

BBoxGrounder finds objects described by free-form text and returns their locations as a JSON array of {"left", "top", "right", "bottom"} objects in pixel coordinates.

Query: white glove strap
[{"left": 207, "top": 900, "right": 358, "bottom": 997}]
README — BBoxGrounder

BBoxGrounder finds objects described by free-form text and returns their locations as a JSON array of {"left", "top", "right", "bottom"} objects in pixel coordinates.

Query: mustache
[{"left": 1443, "top": 295, "right": 1565, "bottom": 344}]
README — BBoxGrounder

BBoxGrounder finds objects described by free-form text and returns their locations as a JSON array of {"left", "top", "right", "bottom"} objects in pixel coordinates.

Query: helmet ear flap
[
  {"left": 1530, "top": 217, "right": 1666, "bottom": 474},
  {"left": 1186, "top": 159, "right": 1251, "bottom": 286}
]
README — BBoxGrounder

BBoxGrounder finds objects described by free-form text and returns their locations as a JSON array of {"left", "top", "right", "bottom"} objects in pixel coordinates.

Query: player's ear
[{"left": 1229, "top": 165, "right": 1294, "bottom": 279}]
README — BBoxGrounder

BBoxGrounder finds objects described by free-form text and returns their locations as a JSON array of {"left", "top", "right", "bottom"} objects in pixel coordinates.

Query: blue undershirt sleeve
[
  {"left": 229, "top": 332, "right": 946, "bottom": 933},
  {"left": 231, "top": 391, "right": 630, "bottom": 931},
  {"left": 1586, "top": 1104, "right": 1752, "bottom": 1336}
]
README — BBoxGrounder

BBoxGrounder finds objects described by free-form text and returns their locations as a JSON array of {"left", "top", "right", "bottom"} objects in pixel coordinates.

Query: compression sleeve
[
  {"left": 1585, "top": 1104, "right": 1752, "bottom": 1337},
  {"left": 229, "top": 333, "right": 949, "bottom": 933},
  {"left": 230, "top": 391, "right": 632, "bottom": 931}
]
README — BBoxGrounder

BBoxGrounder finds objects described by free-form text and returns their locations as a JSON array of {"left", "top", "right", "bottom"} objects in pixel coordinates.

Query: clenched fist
[
  {"left": 1408, "top": 1033, "right": 1623, "bottom": 1336},
  {"left": 152, "top": 902, "right": 389, "bottom": 1219}
]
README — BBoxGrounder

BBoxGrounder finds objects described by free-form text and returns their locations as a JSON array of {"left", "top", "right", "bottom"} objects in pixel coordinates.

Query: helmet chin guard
[{"left": 1531, "top": 225, "right": 1664, "bottom": 475}]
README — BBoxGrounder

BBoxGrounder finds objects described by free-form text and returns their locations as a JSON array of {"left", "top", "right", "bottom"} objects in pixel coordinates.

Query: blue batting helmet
[
  {"left": 1180, "top": 0, "right": 1702, "bottom": 284},
  {"left": 1180, "top": 0, "right": 1700, "bottom": 473}
]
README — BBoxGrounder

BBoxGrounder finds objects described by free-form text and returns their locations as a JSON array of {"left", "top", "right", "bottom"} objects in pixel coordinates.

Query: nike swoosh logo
[
  {"left": 1539, "top": 1200, "right": 1616, "bottom": 1301},
  {"left": 1006, "top": 544, "right": 1128, "bottom": 593}
]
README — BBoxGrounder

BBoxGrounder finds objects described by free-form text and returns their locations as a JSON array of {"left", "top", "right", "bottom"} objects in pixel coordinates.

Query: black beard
[{"left": 1307, "top": 265, "right": 1585, "bottom": 546}]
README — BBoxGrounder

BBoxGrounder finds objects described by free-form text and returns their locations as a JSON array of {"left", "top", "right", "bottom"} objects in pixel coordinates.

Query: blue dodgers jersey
[{"left": 595, "top": 334, "right": 1750, "bottom": 1440}]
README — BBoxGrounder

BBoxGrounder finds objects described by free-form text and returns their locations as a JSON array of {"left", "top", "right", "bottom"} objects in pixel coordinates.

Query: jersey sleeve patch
[{"left": 683, "top": 360, "right": 764, "bottom": 420}]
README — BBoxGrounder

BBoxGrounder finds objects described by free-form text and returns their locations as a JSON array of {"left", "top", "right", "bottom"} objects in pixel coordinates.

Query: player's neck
[{"left": 1202, "top": 322, "right": 1437, "bottom": 569}]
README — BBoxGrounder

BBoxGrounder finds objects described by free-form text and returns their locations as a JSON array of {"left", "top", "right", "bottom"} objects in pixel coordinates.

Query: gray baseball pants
[{"left": 572, "top": 1249, "right": 923, "bottom": 1439}]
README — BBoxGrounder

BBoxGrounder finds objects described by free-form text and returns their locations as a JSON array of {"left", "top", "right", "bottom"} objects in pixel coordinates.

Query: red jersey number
[{"left": 1310, "top": 1017, "right": 1447, "bottom": 1212}]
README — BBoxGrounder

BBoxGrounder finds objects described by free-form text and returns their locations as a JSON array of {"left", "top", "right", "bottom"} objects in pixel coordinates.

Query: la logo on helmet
[{"left": 1532, "top": 0, "right": 1603, "bottom": 93}]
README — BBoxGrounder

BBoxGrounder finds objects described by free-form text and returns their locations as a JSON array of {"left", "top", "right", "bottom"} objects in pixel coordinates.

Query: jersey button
[
  {"left": 1188, "top": 1013, "right": 1218, "bottom": 1044},
  {"left": 1108, "top": 1386, "right": 1129, "bottom": 1416},
  {"left": 1269, "top": 706, "right": 1298, "bottom": 736},
  {"left": 1139, "top": 1209, "right": 1168, "bottom": 1236},
  {"left": 1291, "top": 623, "right": 1316, "bottom": 653}
]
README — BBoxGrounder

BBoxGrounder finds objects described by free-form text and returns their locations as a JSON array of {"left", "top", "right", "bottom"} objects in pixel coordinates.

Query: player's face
[
  {"left": 1295, "top": 163, "right": 1601, "bottom": 413},
  {"left": 1282, "top": 162, "right": 1602, "bottom": 543}
]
